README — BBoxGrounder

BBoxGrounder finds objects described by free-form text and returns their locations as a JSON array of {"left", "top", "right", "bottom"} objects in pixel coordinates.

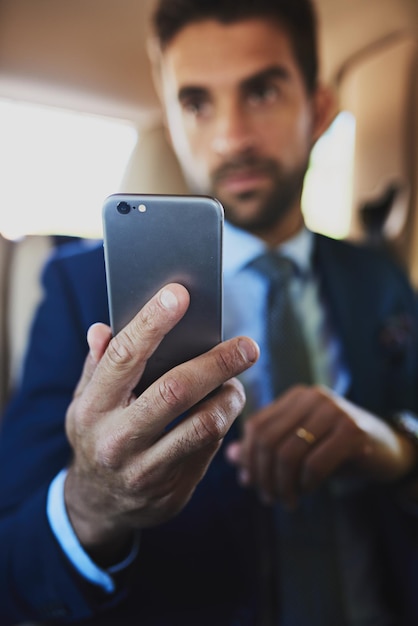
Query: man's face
[{"left": 159, "top": 18, "right": 320, "bottom": 238}]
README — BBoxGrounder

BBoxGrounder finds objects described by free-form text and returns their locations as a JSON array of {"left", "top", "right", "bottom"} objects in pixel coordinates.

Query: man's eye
[
  {"left": 181, "top": 99, "right": 211, "bottom": 118},
  {"left": 247, "top": 84, "right": 279, "bottom": 106}
]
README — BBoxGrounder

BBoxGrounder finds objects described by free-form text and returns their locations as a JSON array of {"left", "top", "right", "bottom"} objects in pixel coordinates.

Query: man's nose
[{"left": 211, "top": 101, "right": 257, "bottom": 157}]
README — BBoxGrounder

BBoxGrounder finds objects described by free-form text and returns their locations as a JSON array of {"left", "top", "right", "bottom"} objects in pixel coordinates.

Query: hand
[
  {"left": 65, "top": 283, "right": 259, "bottom": 564},
  {"left": 226, "top": 385, "right": 417, "bottom": 509}
]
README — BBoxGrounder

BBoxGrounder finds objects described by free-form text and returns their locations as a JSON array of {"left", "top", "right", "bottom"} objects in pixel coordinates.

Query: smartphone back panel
[{"left": 103, "top": 193, "right": 223, "bottom": 394}]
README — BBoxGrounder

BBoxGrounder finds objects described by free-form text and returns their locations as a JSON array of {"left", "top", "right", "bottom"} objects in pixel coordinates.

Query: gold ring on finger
[{"left": 295, "top": 427, "right": 316, "bottom": 446}]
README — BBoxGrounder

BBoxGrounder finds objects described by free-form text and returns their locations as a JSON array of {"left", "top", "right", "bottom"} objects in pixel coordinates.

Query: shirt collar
[{"left": 223, "top": 220, "right": 314, "bottom": 277}]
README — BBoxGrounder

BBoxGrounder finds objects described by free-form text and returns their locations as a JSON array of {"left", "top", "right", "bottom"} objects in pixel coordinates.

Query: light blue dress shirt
[
  {"left": 222, "top": 221, "right": 349, "bottom": 415},
  {"left": 47, "top": 468, "right": 139, "bottom": 593}
]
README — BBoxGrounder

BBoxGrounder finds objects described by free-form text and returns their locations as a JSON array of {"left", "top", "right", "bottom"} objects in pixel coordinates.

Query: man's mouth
[{"left": 215, "top": 168, "right": 271, "bottom": 196}]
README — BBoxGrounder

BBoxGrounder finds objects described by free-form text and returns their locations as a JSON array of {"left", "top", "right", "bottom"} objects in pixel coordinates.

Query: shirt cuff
[{"left": 47, "top": 468, "right": 140, "bottom": 593}]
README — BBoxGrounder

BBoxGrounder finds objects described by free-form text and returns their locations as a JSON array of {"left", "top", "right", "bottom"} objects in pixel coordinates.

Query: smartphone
[{"left": 102, "top": 193, "right": 223, "bottom": 395}]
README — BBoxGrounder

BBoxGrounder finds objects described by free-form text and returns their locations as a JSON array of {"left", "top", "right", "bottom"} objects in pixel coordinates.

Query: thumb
[
  {"left": 73, "top": 323, "right": 112, "bottom": 398},
  {"left": 87, "top": 323, "right": 113, "bottom": 363}
]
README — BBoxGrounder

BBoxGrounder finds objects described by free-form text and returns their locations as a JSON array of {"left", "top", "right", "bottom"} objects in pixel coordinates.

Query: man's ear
[
  {"left": 147, "top": 36, "right": 163, "bottom": 101},
  {"left": 311, "top": 83, "right": 338, "bottom": 144},
  {"left": 146, "top": 36, "right": 173, "bottom": 146}
]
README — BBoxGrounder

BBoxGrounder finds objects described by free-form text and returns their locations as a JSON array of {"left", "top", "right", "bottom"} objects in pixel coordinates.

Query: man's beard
[{"left": 211, "top": 154, "right": 309, "bottom": 235}]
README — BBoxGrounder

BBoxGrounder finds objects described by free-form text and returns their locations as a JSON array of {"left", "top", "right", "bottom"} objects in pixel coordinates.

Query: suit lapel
[{"left": 312, "top": 234, "right": 385, "bottom": 411}]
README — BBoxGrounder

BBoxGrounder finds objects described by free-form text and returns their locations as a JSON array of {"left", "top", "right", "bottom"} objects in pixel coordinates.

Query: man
[{"left": 1, "top": 0, "right": 418, "bottom": 624}]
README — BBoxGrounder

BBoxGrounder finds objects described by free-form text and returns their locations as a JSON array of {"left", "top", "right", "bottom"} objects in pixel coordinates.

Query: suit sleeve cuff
[{"left": 47, "top": 468, "right": 140, "bottom": 593}]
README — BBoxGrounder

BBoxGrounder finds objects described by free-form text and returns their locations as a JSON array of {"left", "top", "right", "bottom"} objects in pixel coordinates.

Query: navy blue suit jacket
[{"left": 1, "top": 234, "right": 418, "bottom": 625}]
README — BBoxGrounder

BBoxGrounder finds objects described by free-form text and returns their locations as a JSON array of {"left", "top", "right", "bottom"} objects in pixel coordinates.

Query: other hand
[{"left": 226, "top": 385, "right": 417, "bottom": 509}]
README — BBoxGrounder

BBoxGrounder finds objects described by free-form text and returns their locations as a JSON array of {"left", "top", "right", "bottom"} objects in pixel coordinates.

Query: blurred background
[{"left": 0, "top": 0, "right": 417, "bottom": 279}]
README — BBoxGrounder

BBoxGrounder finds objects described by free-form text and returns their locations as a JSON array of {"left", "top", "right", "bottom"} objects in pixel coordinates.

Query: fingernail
[
  {"left": 238, "top": 338, "right": 259, "bottom": 363},
  {"left": 160, "top": 288, "right": 178, "bottom": 310},
  {"left": 225, "top": 442, "right": 240, "bottom": 463}
]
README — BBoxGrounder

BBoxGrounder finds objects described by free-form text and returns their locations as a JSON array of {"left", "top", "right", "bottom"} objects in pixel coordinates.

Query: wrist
[
  {"left": 388, "top": 411, "right": 418, "bottom": 446},
  {"left": 64, "top": 467, "right": 133, "bottom": 567},
  {"left": 355, "top": 410, "right": 417, "bottom": 482},
  {"left": 386, "top": 411, "right": 418, "bottom": 487}
]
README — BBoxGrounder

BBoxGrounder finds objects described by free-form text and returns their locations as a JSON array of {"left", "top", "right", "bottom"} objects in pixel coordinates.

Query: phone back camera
[{"left": 117, "top": 201, "right": 131, "bottom": 215}]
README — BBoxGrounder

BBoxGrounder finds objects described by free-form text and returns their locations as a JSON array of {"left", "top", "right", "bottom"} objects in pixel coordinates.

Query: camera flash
[{"left": 138, "top": 204, "right": 147, "bottom": 213}]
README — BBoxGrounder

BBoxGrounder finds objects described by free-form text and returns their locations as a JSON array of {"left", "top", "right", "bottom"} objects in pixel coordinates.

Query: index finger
[
  {"left": 87, "top": 283, "right": 190, "bottom": 411},
  {"left": 131, "top": 335, "right": 259, "bottom": 438}
]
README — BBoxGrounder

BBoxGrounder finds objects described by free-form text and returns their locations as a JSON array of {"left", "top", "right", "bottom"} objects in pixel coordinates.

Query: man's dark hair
[{"left": 152, "top": 0, "right": 319, "bottom": 93}]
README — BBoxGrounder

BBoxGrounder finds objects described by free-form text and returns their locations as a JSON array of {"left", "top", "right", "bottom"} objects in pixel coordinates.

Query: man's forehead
[{"left": 160, "top": 17, "right": 297, "bottom": 92}]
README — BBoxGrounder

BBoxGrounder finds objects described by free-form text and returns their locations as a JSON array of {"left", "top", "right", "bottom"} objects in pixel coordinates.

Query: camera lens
[{"left": 117, "top": 201, "right": 131, "bottom": 214}]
